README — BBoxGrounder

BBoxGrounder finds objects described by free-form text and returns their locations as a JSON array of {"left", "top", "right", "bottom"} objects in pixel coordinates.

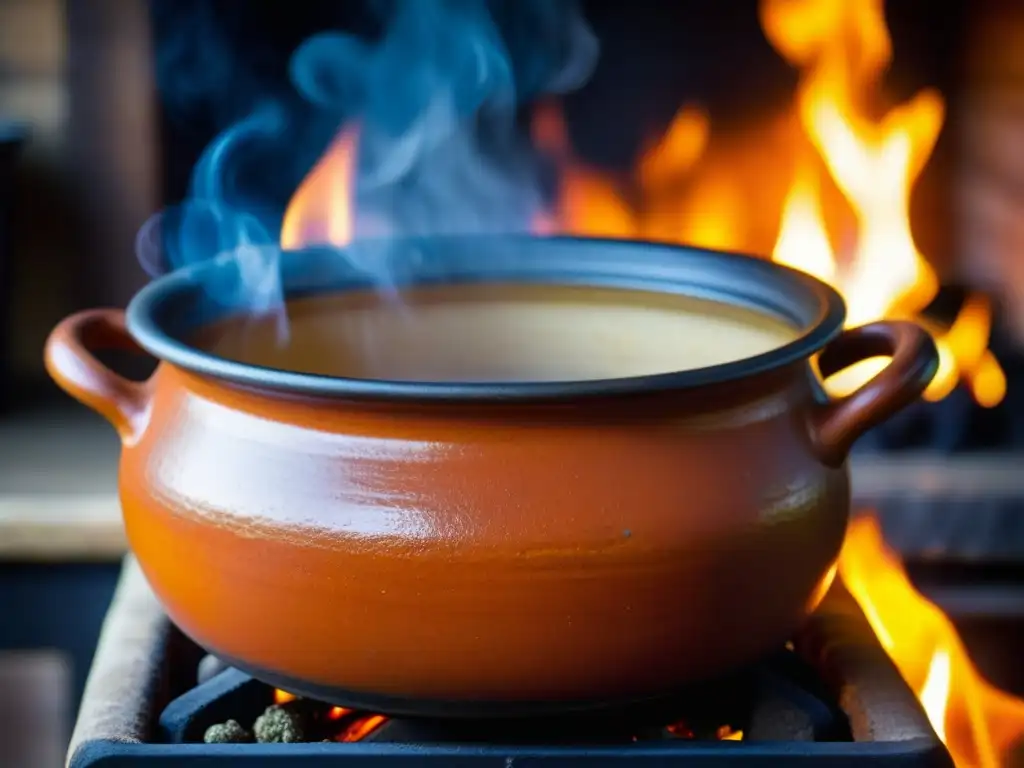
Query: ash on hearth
[{"left": 204, "top": 695, "right": 365, "bottom": 744}]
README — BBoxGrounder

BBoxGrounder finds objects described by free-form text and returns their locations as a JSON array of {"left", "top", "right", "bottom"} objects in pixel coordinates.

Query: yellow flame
[
  {"left": 635, "top": 106, "right": 742, "bottom": 257},
  {"left": 273, "top": 689, "right": 298, "bottom": 704},
  {"left": 805, "top": 91, "right": 943, "bottom": 325},
  {"left": 717, "top": 726, "right": 744, "bottom": 741},
  {"left": 773, "top": 162, "right": 836, "bottom": 284},
  {"left": 972, "top": 353, "right": 1007, "bottom": 409},
  {"left": 637, "top": 106, "right": 710, "bottom": 192},
  {"left": 920, "top": 649, "right": 952, "bottom": 744},
  {"left": 927, "top": 294, "right": 1008, "bottom": 405},
  {"left": 760, "top": 0, "right": 1003, "bottom": 405},
  {"left": 280, "top": 124, "right": 359, "bottom": 249},
  {"left": 337, "top": 714, "right": 388, "bottom": 743},
  {"left": 841, "top": 516, "right": 1024, "bottom": 767},
  {"left": 281, "top": 6, "right": 1004, "bottom": 409}
]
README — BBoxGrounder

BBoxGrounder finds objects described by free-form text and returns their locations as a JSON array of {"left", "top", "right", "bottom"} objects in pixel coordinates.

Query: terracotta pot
[{"left": 44, "top": 237, "right": 938, "bottom": 717}]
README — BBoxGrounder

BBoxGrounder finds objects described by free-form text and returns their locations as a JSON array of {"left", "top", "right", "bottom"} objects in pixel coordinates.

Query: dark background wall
[{"left": 0, "top": 0, "right": 973, "bottom": 404}]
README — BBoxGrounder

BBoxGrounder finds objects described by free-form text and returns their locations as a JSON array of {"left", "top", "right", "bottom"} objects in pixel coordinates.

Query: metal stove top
[{"left": 65, "top": 557, "right": 951, "bottom": 766}]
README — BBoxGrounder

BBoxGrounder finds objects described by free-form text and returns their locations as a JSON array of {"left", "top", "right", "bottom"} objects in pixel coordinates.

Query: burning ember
[
  {"left": 663, "top": 722, "right": 745, "bottom": 741},
  {"left": 204, "top": 691, "right": 385, "bottom": 744},
  {"left": 841, "top": 516, "right": 1024, "bottom": 767},
  {"left": 273, "top": 689, "right": 297, "bottom": 705},
  {"left": 335, "top": 715, "right": 388, "bottom": 744}
]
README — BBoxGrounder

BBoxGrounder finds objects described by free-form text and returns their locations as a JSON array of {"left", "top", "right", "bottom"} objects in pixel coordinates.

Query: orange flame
[
  {"left": 532, "top": 101, "right": 638, "bottom": 238},
  {"left": 930, "top": 294, "right": 1008, "bottom": 407},
  {"left": 281, "top": 125, "right": 360, "bottom": 249},
  {"left": 527, "top": 17, "right": 1019, "bottom": 754},
  {"left": 636, "top": 106, "right": 710, "bottom": 193},
  {"left": 532, "top": 2, "right": 1004, "bottom": 408},
  {"left": 273, "top": 689, "right": 298, "bottom": 705},
  {"left": 279, "top": 10, "right": 1003, "bottom": 408},
  {"left": 665, "top": 721, "right": 744, "bottom": 741},
  {"left": 841, "top": 516, "right": 1024, "bottom": 767},
  {"left": 336, "top": 714, "right": 387, "bottom": 743},
  {"left": 716, "top": 725, "right": 744, "bottom": 741},
  {"left": 758, "top": 0, "right": 1005, "bottom": 406},
  {"left": 773, "top": 161, "right": 836, "bottom": 284}
]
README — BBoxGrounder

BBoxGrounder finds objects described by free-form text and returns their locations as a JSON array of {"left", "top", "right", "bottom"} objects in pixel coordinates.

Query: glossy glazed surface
[
  {"left": 121, "top": 365, "right": 846, "bottom": 706},
  {"left": 44, "top": 245, "right": 939, "bottom": 713}
]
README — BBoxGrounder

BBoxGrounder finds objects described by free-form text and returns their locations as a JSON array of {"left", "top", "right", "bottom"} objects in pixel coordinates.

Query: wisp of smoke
[{"left": 137, "top": 0, "right": 598, "bottom": 339}]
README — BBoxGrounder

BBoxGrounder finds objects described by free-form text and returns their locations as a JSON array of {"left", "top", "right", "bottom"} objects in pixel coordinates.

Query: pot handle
[
  {"left": 44, "top": 309, "right": 151, "bottom": 441},
  {"left": 809, "top": 321, "right": 939, "bottom": 465}
]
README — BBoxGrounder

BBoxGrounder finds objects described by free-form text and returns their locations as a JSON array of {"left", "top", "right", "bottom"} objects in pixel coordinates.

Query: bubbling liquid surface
[{"left": 195, "top": 284, "right": 801, "bottom": 383}]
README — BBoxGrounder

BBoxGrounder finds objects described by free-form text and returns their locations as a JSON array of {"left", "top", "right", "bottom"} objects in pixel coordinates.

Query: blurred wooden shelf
[
  {"left": 852, "top": 453, "right": 1024, "bottom": 563},
  {"left": 0, "top": 493, "right": 124, "bottom": 561},
  {"left": 0, "top": 401, "right": 123, "bottom": 561}
]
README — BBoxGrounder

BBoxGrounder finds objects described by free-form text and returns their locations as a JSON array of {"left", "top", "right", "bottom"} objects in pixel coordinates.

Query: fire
[
  {"left": 664, "top": 721, "right": 744, "bottom": 741},
  {"left": 531, "top": 100, "right": 640, "bottom": 239},
  {"left": 273, "top": 689, "right": 297, "bottom": 705},
  {"left": 841, "top": 516, "right": 1024, "bottom": 767},
  {"left": 760, "top": 0, "right": 1003, "bottom": 405},
  {"left": 271, "top": 690, "right": 356, "bottom": 723},
  {"left": 336, "top": 714, "right": 387, "bottom": 743},
  {"left": 271, "top": 691, "right": 384, "bottom": 741},
  {"left": 279, "top": 3, "right": 1005, "bottom": 407},
  {"left": 280, "top": 125, "right": 359, "bottom": 249},
  {"left": 716, "top": 725, "right": 744, "bottom": 741},
  {"left": 773, "top": 163, "right": 836, "bottom": 285},
  {"left": 532, "top": 2, "right": 1004, "bottom": 407},
  {"left": 524, "top": 10, "right": 1021, "bottom": 757}
]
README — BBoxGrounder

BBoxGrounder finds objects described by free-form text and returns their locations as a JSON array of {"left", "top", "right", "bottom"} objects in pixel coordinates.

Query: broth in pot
[{"left": 197, "top": 284, "right": 799, "bottom": 383}]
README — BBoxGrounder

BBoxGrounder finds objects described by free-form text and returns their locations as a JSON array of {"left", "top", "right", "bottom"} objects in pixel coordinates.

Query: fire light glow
[
  {"left": 279, "top": 0, "right": 1008, "bottom": 414},
  {"left": 336, "top": 714, "right": 388, "bottom": 743},
  {"left": 274, "top": 5, "right": 1023, "bottom": 760},
  {"left": 840, "top": 517, "right": 1024, "bottom": 767},
  {"left": 273, "top": 689, "right": 297, "bottom": 705},
  {"left": 523, "top": 1, "right": 1006, "bottom": 408},
  {"left": 761, "top": 0, "right": 1004, "bottom": 406},
  {"left": 280, "top": 126, "right": 360, "bottom": 250}
]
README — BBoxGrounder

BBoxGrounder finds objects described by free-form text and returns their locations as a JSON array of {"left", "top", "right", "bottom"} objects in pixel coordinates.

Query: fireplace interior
[
  {"left": 150, "top": 0, "right": 1024, "bottom": 449},
  {"left": 2, "top": 1, "right": 1024, "bottom": 766}
]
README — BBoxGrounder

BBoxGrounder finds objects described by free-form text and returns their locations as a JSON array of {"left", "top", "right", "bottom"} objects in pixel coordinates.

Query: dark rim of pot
[{"left": 125, "top": 235, "right": 847, "bottom": 402}]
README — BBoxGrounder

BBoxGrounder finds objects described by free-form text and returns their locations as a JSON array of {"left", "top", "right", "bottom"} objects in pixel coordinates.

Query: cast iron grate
[
  {"left": 67, "top": 558, "right": 952, "bottom": 766},
  {"left": 158, "top": 648, "right": 842, "bottom": 745}
]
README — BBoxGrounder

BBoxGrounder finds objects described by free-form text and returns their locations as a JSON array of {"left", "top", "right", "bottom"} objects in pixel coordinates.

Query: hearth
[
  {"left": 47, "top": 2, "right": 1024, "bottom": 767},
  {"left": 66, "top": 558, "right": 951, "bottom": 767}
]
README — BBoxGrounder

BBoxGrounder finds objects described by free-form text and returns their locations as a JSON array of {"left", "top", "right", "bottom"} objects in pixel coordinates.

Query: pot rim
[{"left": 125, "top": 235, "right": 846, "bottom": 402}]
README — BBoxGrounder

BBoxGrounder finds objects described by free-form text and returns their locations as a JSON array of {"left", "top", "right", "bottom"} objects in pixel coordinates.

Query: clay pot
[{"left": 44, "top": 238, "right": 938, "bottom": 717}]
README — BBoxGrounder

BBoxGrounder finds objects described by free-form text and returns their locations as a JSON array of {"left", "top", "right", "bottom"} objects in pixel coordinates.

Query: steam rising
[{"left": 138, "top": 0, "right": 598, "bottom": 332}]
